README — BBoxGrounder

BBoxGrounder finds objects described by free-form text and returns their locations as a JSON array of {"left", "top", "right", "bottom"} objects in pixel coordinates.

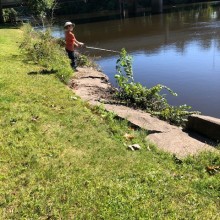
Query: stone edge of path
[{"left": 70, "top": 67, "right": 219, "bottom": 158}]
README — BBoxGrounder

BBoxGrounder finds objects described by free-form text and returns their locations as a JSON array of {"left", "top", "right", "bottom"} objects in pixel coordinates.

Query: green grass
[{"left": 0, "top": 27, "right": 220, "bottom": 219}]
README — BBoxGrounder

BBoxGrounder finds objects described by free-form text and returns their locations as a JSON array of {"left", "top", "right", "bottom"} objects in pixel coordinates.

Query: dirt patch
[{"left": 70, "top": 67, "right": 218, "bottom": 158}]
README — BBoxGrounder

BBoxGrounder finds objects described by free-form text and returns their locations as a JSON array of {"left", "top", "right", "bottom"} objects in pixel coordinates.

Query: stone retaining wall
[{"left": 187, "top": 115, "right": 220, "bottom": 141}]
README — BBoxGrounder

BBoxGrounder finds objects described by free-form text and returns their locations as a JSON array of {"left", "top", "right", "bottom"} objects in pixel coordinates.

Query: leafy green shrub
[
  {"left": 20, "top": 24, "right": 73, "bottom": 83},
  {"left": 77, "top": 54, "right": 97, "bottom": 68},
  {"left": 115, "top": 49, "right": 199, "bottom": 126}
]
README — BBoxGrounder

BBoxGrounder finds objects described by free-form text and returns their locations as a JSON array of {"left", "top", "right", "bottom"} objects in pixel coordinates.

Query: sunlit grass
[{"left": 0, "top": 27, "right": 219, "bottom": 219}]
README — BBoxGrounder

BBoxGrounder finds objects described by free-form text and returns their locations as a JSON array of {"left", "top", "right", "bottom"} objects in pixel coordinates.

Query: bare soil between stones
[{"left": 70, "top": 67, "right": 218, "bottom": 158}]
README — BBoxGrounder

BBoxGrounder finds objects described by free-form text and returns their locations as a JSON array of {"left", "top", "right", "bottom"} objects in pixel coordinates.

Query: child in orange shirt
[{"left": 64, "top": 21, "right": 84, "bottom": 70}]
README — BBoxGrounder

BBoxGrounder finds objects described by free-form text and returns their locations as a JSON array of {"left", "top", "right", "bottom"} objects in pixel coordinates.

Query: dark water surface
[{"left": 53, "top": 2, "right": 220, "bottom": 118}]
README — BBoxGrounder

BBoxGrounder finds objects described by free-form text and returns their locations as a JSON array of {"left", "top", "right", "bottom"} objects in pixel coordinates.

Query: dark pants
[{"left": 66, "top": 49, "right": 76, "bottom": 69}]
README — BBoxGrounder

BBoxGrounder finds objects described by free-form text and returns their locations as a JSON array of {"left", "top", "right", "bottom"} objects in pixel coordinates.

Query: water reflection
[{"left": 52, "top": 2, "right": 220, "bottom": 117}]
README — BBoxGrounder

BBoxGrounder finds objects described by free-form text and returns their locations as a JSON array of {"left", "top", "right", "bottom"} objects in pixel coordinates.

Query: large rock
[{"left": 187, "top": 115, "right": 220, "bottom": 141}]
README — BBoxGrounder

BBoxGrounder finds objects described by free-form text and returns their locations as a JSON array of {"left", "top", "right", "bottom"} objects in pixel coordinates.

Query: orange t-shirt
[{"left": 65, "top": 31, "right": 76, "bottom": 51}]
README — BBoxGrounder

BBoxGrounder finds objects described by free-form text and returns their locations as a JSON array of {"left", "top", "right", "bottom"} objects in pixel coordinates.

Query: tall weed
[{"left": 115, "top": 49, "right": 199, "bottom": 126}]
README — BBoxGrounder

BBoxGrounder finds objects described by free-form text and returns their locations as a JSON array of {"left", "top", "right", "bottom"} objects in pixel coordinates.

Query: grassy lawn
[{"left": 0, "top": 27, "right": 219, "bottom": 219}]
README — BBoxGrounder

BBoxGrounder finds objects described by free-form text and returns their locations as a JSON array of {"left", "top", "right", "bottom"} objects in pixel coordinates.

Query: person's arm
[
  {"left": 75, "top": 39, "right": 84, "bottom": 47},
  {"left": 71, "top": 32, "right": 84, "bottom": 47}
]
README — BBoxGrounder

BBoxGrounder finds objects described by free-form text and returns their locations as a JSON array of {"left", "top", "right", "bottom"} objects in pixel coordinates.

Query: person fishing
[{"left": 64, "top": 21, "right": 84, "bottom": 71}]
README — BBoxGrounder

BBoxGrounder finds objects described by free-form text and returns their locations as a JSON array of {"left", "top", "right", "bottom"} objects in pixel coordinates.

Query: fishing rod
[{"left": 84, "top": 46, "right": 120, "bottom": 54}]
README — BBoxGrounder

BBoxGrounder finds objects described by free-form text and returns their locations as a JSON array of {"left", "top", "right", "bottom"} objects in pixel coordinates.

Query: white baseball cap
[{"left": 64, "top": 21, "right": 75, "bottom": 28}]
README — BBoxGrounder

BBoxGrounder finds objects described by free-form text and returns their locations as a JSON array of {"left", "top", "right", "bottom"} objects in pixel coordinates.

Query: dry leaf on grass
[
  {"left": 124, "top": 133, "right": 135, "bottom": 140},
  {"left": 206, "top": 165, "right": 220, "bottom": 175}
]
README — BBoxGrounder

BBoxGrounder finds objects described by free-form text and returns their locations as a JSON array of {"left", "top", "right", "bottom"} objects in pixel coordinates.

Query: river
[{"left": 52, "top": 2, "right": 220, "bottom": 118}]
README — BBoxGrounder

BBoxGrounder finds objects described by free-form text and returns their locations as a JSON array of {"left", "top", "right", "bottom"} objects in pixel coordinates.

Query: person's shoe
[{"left": 73, "top": 67, "right": 78, "bottom": 72}]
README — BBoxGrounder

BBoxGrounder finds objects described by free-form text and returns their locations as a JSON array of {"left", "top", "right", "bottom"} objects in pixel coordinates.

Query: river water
[{"left": 52, "top": 2, "right": 220, "bottom": 118}]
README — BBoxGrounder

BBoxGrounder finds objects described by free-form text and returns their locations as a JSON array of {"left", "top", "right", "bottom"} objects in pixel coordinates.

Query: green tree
[
  {"left": 0, "top": 0, "right": 4, "bottom": 23},
  {"left": 24, "top": 0, "right": 57, "bottom": 25}
]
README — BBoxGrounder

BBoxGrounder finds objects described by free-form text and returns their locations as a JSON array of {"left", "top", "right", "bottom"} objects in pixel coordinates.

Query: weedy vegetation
[
  {"left": 115, "top": 49, "right": 200, "bottom": 126},
  {"left": 77, "top": 54, "right": 97, "bottom": 68},
  {"left": 0, "top": 27, "right": 219, "bottom": 219},
  {"left": 20, "top": 24, "right": 73, "bottom": 83}
]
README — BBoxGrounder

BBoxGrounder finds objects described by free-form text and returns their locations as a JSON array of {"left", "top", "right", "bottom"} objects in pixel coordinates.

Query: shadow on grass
[
  {"left": 28, "top": 69, "right": 58, "bottom": 75},
  {"left": 0, "top": 24, "right": 20, "bottom": 29}
]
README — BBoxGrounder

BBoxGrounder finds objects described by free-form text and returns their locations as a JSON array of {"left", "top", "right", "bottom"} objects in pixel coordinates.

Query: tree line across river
[
  {"left": 55, "top": 0, "right": 213, "bottom": 15},
  {"left": 0, "top": 0, "right": 215, "bottom": 24}
]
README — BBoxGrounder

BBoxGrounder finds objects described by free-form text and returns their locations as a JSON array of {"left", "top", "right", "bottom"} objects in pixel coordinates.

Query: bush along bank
[
  {"left": 114, "top": 49, "right": 200, "bottom": 126},
  {"left": 20, "top": 24, "right": 73, "bottom": 84}
]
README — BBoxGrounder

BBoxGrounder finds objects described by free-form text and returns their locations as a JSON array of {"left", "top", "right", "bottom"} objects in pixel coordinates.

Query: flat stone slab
[
  {"left": 71, "top": 67, "right": 218, "bottom": 158},
  {"left": 105, "top": 104, "right": 215, "bottom": 157},
  {"left": 70, "top": 67, "right": 114, "bottom": 105}
]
